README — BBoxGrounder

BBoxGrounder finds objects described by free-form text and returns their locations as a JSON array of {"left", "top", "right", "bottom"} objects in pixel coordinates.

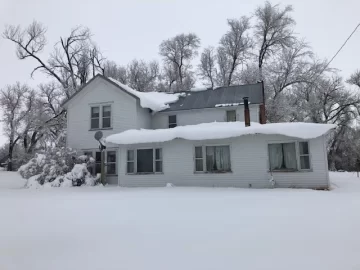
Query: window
[
  {"left": 107, "top": 151, "right": 117, "bottom": 175},
  {"left": 169, "top": 115, "right": 177, "bottom": 128},
  {"left": 127, "top": 150, "right": 135, "bottom": 174},
  {"left": 195, "top": 146, "right": 204, "bottom": 172},
  {"left": 90, "top": 105, "right": 112, "bottom": 129},
  {"left": 299, "top": 142, "right": 310, "bottom": 170},
  {"left": 102, "top": 106, "right": 111, "bottom": 128},
  {"left": 91, "top": 107, "right": 100, "bottom": 129},
  {"left": 194, "top": 145, "right": 231, "bottom": 173},
  {"left": 127, "top": 148, "right": 163, "bottom": 174},
  {"left": 226, "top": 110, "right": 236, "bottom": 122},
  {"left": 268, "top": 142, "right": 310, "bottom": 171},
  {"left": 95, "top": 151, "right": 102, "bottom": 174}
]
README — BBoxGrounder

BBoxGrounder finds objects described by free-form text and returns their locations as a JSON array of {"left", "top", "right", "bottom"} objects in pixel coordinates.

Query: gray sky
[{"left": 0, "top": 0, "right": 359, "bottom": 147}]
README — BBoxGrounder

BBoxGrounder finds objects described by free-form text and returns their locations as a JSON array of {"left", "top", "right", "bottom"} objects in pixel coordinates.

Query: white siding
[
  {"left": 66, "top": 77, "right": 138, "bottom": 150},
  {"left": 152, "top": 105, "right": 259, "bottom": 129},
  {"left": 137, "top": 107, "right": 152, "bottom": 129},
  {"left": 116, "top": 134, "right": 329, "bottom": 189}
]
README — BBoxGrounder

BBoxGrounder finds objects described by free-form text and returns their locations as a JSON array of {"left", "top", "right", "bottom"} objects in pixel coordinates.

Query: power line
[{"left": 320, "top": 22, "right": 360, "bottom": 76}]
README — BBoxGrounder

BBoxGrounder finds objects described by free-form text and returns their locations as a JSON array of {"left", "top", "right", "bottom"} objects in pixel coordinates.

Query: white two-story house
[{"left": 62, "top": 74, "right": 335, "bottom": 189}]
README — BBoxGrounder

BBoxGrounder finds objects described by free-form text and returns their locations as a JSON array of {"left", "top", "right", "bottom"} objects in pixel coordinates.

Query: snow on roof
[
  {"left": 109, "top": 78, "right": 183, "bottom": 112},
  {"left": 106, "top": 122, "right": 336, "bottom": 145}
]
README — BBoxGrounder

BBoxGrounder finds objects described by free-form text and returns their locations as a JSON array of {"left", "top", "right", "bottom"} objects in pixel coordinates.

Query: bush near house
[{"left": 18, "top": 147, "right": 100, "bottom": 188}]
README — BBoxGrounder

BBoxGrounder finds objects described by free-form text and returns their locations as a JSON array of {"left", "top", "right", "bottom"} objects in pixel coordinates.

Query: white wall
[
  {"left": 152, "top": 105, "right": 259, "bottom": 129},
  {"left": 66, "top": 77, "right": 138, "bottom": 150},
  {"left": 116, "top": 134, "right": 329, "bottom": 189}
]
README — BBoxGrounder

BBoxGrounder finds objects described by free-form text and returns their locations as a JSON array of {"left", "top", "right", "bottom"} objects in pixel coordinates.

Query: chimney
[{"left": 243, "top": 97, "right": 250, "bottom": 127}]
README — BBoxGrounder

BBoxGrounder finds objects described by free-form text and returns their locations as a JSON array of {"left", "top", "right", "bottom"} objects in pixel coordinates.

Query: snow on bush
[{"left": 18, "top": 147, "right": 100, "bottom": 188}]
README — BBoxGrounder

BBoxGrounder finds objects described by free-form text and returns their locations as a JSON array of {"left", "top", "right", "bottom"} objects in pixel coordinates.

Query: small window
[
  {"left": 102, "top": 106, "right": 111, "bottom": 128},
  {"left": 299, "top": 142, "right": 310, "bottom": 170},
  {"left": 195, "top": 146, "right": 204, "bottom": 172},
  {"left": 127, "top": 150, "right": 135, "bottom": 173},
  {"left": 106, "top": 151, "right": 116, "bottom": 175},
  {"left": 226, "top": 110, "right": 236, "bottom": 122},
  {"left": 169, "top": 115, "right": 177, "bottom": 128},
  {"left": 155, "top": 148, "right": 163, "bottom": 173},
  {"left": 91, "top": 107, "right": 100, "bottom": 129},
  {"left": 95, "top": 151, "right": 102, "bottom": 174},
  {"left": 268, "top": 143, "right": 297, "bottom": 171}
]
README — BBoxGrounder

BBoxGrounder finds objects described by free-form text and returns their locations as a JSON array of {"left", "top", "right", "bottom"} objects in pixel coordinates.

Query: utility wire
[{"left": 318, "top": 22, "right": 360, "bottom": 77}]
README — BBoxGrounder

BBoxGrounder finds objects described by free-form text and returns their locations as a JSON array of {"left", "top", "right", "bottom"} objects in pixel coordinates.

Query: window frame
[
  {"left": 106, "top": 150, "right": 117, "bottom": 175},
  {"left": 168, "top": 115, "right": 177, "bottom": 128},
  {"left": 83, "top": 149, "right": 118, "bottom": 176},
  {"left": 194, "top": 144, "right": 232, "bottom": 173},
  {"left": 267, "top": 140, "right": 312, "bottom": 172},
  {"left": 89, "top": 103, "right": 113, "bottom": 130},
  {"left": 226, "top": 110, "right": 237, "bottom": 122},
  {"left": 126, "top": 147, "right": 163, "bottom": 175},
  {"left": 299, "top": 141, "right": 311, "bottom": 170}
]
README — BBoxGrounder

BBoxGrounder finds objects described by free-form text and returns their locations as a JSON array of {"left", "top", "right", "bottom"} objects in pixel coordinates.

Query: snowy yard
[{"left": 1, "top": 172, "right": 360, "bottom": 270}]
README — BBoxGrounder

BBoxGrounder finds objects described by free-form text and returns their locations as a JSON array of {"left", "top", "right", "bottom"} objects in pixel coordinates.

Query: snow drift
[
  {"left": 106, "top": 122, "right": 336, "bottom": 145},
  {"left": 109, "top": 78, "right": 183, "bottom": 112}
]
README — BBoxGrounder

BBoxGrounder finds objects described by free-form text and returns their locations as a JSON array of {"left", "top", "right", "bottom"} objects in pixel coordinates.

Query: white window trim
[
  {"left": 83, "top": 149, "right": 118, "bottom": 176},
  {"left": 126, "top": 148, "right": 163, "bottom": 175},
  {"left": 193, "top": 144, "right": 232, "bottom": 173},
  {"left": 89, "top": 103, "right": 113, "bottom": 130},
  {"left": 226, "top": 110, "right": 237, "bottom": 122},
  {"left": 267, "top": 140, "right": 312, "bottom": 172}
]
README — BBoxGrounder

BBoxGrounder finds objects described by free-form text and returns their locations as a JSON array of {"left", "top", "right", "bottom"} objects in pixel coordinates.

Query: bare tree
[
  {"left": 127, "top": 60, "right": 159, "bottom": 92},
  {"left": 103, "top": 60, "right": 128, "bottom": 84},
  {"left": 216, "top": 17, "right": 252, "bottom": 86},
  {"left": 254, "top": 1, "right": 296, "bottom": 81},
  {"left": 159, "top": 33, "right": 200, "bottom": 91},
  {"left": 0, "top": 83, "right": 34, "bottom": 170},
  {"left": 347, "top": 70, "right": 360, "bottom": 88},
  {"left": 198, "top": 47, "right": 216, "bottom": 89}
]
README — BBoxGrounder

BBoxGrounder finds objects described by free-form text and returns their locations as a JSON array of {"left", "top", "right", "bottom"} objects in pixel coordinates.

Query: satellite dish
[{"left": 94, "top": 131, "right": 103, "bottom": 141}]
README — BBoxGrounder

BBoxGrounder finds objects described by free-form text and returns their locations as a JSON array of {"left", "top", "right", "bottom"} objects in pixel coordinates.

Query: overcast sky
[{"left": 0, "top": 0, "right": 359, "bottom": 147}]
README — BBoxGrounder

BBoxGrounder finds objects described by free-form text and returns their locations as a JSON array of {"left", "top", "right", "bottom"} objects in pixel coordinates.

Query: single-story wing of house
[{"left": 105, "top": 121, "right": 336, "bottom": 189}]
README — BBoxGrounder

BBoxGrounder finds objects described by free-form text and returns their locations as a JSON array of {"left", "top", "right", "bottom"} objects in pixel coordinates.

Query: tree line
[{"left": 1, "top": 1, "right": 359, "bottom": 171}]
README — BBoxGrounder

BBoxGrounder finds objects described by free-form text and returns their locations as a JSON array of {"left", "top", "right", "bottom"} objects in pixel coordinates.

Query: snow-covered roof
[
  {"left": 106, "top": 122, "right": 336, "bottom": 145},
  {"left": 108, "top": 78, "right": 183, "bottom": 112}
]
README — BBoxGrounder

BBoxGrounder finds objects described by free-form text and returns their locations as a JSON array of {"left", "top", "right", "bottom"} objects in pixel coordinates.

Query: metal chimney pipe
[{"left": 243, "top": 97, "right": 250, "bottom": 127}]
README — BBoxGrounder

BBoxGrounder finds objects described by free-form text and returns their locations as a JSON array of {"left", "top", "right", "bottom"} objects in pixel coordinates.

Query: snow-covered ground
[{"left": 0, "top": 171, "right": 360, "bottom": 270}]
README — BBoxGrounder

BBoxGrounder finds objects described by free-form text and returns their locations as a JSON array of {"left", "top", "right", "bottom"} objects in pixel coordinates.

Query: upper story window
[
  {"left": 168, "top": 115, "right": 177, "bottom": 128},
  {"left": 90, "top": 105, "right": 112, "bottom": 129},
  {"left": 268, "top": 141, "right": 311, "bottom": 171},
  {"left": 226, "top": 110, "right": 237, "bottom": 122}
]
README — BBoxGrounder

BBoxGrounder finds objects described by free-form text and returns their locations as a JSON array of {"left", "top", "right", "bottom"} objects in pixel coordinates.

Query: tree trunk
[{"left": 7, "top": 143, "right": 14, "bottom": 171}]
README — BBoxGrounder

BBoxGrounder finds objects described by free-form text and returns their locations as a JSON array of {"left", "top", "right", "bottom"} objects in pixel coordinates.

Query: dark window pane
[
  {"left": 95, "top": 152, "right": 101, "bottom": 162},
  {"left": 91, "top": 118, "right": 99, "bottom": 129},
  {"left": 299, "top": 142, "right": 309, "bottom": 155},
  {"left": 169, "top": 115, "right": 177, "bottom": 128},
  {"left": 195, "top": 147, "right": 203, "bottom": 158},
  {"left": 95, "top": 163, "right": 101, "bottom": 174},
  {"left": 107, "top": 151, "right": 116, "bottom": 163},
  {"left": 169, "top": 123, "right": 177, "bottom": 128},
  {"left": 195, "top": 159, "right": 203, "bottom": 171},
  {"left": 226, "top": 110, "right": 236, "bottom": 122},
  {"left": 102, "top": 117, "right": 111, "bottom": 128},
  {"left": 91, "top": 107, "right": 100, "bottom": 118},
  {"left": 300, "top": 156, "right": 310, "bottom": 170},
  {"left": 127, "top": 162, "right": 134, "bottom": 173},
  {"left": 155, "top": 161, "right": 162, "bottom": 172},
  {"left": 107, "top": 164, "right": 116, "bottom": 175},
  {"left": 127, "top": 150, "right": 134, "bottom": 161},
  {"left": 103, "top": 106, "right": 111, "bottom": 117},
  {"left": 155, "top": 148, "right": 162, "bottom": 160},
  {"left": 137, "top": 149, "right": 154, "bottom": 173}
]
